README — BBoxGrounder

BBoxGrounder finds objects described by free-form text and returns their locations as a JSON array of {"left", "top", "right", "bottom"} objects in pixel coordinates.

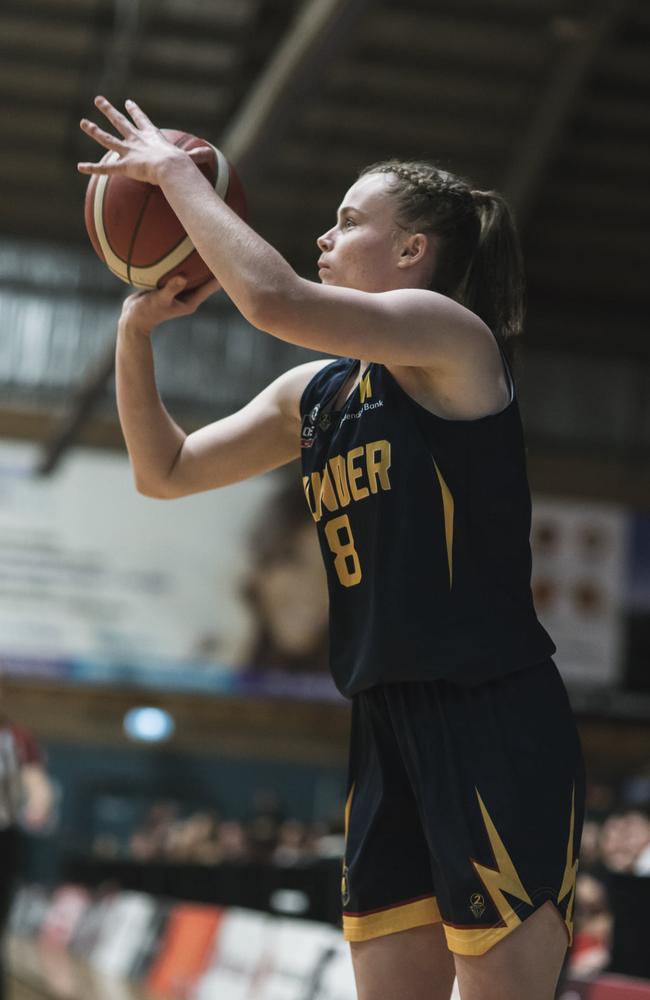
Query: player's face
[
  {"left": 254, "top": 522, "right": 328, "bottom": 654},
  {"left": 316, "top": 173, "right": 405, "bottom": 292}
]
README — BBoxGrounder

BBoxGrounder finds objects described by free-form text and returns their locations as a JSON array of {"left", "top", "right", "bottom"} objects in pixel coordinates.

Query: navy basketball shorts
[{"left": 340, "top": 657, "right": 585, "bottom": 956}]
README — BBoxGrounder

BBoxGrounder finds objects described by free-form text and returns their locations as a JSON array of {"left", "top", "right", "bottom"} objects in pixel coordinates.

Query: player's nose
[{"left": 317, "top": 229, "right": 334, "bottom": 252}]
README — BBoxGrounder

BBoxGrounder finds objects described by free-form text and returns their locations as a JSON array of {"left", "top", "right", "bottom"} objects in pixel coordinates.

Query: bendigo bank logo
[{"left": 341, "top": 370, "right": 384, "bottom": 424}]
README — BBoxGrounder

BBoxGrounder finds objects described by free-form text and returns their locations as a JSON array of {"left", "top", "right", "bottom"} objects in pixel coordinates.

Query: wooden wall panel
[{"left": 3, "top": 676, "right": 351, "bottom": 766}]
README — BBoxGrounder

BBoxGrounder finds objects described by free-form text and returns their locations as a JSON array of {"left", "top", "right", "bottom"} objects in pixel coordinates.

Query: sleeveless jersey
[{"left": 299, "top": 348, "right": 555, "bottom": 698}]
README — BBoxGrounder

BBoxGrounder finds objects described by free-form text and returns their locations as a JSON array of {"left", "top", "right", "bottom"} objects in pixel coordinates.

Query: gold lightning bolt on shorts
[{"left": 340, "top": 658, "right": 585, "bottom": 956}]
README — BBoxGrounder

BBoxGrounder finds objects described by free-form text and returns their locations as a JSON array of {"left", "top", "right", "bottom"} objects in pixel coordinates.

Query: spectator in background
[
  {"left": 246, "top": 788, "right": 285, "bottom": 864},
  {"left": 599, "top": 806, "right": 650, "bottom": 874},
  {"left": 634, "top": 828, "right": 650, "bottom": 874},
  {"left": 568, "top": 873, "right": 612, "bottom": 978},
  {"left": 0, "top": 681, "right": 54, "bottom": 1000},
  {"left": 578, "top": 818, "right": 603, "bottom": 872},
  {"left": 583, "top": 778, "right": 616, "bottom": 821},
  {"left": 214, "top": 819, "right": 249, "bottom": 863},
  {"left": 272, "top": 819, "right": 310, "bottom": 866},
  {"left": 129, "top": 800, "right": 180, "bottom": 861},
  {"left": 163, "top": 810, "right": 221, "bottom": 864}
]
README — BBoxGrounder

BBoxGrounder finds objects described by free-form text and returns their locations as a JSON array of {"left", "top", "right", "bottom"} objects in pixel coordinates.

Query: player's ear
[{"left": 397, "top": 232, "right": 428, "bottom": 268}]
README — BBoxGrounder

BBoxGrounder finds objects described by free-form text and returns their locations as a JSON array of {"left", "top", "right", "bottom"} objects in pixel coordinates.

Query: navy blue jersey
[{"left": 299, "top": 347, "right": 555, "bottom": 698}]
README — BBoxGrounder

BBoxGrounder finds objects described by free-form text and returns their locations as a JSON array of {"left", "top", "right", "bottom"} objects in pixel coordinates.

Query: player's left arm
[{"left": 78, "top": 97, "right": 493, "bottom": 372}]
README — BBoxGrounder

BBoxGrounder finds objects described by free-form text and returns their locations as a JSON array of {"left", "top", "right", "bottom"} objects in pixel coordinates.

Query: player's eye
[{"left": 343, "top": 217, "right": 356, "bottom": 229}]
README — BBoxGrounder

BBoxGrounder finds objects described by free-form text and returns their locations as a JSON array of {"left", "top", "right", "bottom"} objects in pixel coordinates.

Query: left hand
[
  {"left": 119, "top": 276, "right": 222, "bottom": 337},
  {"left": 77, "top": 95, "right": 213, "bottom": 185}
]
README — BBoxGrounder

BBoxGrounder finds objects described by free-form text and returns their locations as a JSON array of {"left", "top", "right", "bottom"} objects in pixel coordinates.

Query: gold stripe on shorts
[{"left": 343, "top": 896, "right": 441, "bottom": 942}]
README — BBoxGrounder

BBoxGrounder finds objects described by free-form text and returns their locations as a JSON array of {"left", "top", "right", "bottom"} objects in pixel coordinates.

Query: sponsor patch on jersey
[
  {"left": 340, "top": 399, "right": 384, "bottom": 423},
  {"left": 301, "top": 404, "right": 321, "bottom": 448},
  {"left": 301, "top": 402, "right": 338, "bottom": 446}
]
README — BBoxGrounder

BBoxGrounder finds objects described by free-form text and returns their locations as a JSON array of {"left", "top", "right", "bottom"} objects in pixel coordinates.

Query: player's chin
[{"left": 319, "top": 269, "right": 354, "bottom": 289}]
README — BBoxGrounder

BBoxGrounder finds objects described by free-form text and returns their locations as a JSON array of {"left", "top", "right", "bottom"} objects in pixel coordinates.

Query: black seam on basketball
[
  {"left": 123, "top": 135, "right": 217, "bottom": 283},
  {"left": 126, "top": 134, "right": 218, "bottom": 271},
  {"left": 126, "top": 184, "right": 156, "bottom": 286}
]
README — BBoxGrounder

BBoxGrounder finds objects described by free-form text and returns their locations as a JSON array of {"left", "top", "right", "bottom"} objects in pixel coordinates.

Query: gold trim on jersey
[
  {"left": 359, "top": 369, "right": 372, "bottom": 403},
  {"left": 444, "top": 903, "right": 571, "bottom": 957},
  {"left": 444, "top": 785, "right": 576, "bottom": 955},
  {"left": 343, "top": 896, "right": 442, "bottom": 942},
  {"left": 341, "top": 782, "right": 355, "bottom": 904},
  {"left": 557, "top": 783, "right": 578, "bottom": 944},
  {"left": 432, "top": 459, "right": 454, "bottom": 587},
  {"left": 444, "top": 921, "right": 516, "bottom": 955},
  {"left": 344, "top": 782, "right": 355, "bottom": 845}
]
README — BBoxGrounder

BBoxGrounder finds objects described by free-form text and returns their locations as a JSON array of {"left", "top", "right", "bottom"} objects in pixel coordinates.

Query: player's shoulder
[
  {"left": 288, "top": 357, "right": 338, "bottom": 382},
  {"left": 272, "top": 357, "right": 339, "bottom": 419}
]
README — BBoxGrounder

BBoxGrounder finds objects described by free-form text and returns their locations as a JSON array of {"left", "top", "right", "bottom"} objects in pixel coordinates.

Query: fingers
[
  {"left": 80, "top": 118, "right": 127, "bottom": 154},
  {"left": 160, "top": 275, "right": 221, "bottom": 310},
  {"left": 94, "top": 95, "right": 135, "bottom": 137},
  {"left": 162, "top": 276, "right": 188, "bottom": 303},
  {"left": 77, "top": 158, "right": 123, "bottom": 175},
  {"left": 124, "top": 98, "right": 154, "bottom": 129}
]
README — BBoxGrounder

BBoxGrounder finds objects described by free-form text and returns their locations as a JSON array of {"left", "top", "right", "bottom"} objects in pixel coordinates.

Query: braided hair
[{"left": 360, "top": 160, "right": 525, "bottom": 366}]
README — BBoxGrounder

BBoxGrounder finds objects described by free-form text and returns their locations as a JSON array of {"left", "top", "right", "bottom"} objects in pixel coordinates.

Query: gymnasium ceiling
[
  {"left": 1, "top": 0, "right": 650, "bottom": 489},
  {"left": 2, "top": 0, "right": 648, "bottom": 356}
]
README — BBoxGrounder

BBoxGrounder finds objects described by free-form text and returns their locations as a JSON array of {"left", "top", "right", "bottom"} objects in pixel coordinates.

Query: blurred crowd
[
  {"left": 569, "top": 777, "right": 650, "bottom": 978},
  {"left": 92, "top": 789, "right": 345, "bottom": 869},
  {"left": 88, "top": 777, "right": 650, "bottom": 980}
]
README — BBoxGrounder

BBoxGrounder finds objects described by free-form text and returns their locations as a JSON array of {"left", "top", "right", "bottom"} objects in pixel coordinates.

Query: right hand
[{"left": 119, "top": 275, "right": 221, "bottom": 336}]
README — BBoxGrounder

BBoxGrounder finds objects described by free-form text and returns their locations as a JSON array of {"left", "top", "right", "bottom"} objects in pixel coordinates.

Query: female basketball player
[{"left": 78, "top": 96, "right": 585, "bottom": 1000}]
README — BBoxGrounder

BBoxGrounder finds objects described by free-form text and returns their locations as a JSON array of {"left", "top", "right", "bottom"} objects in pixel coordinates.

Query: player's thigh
[
  {"left": 350, "top": 921, "right": 456, "bottom": 1000},
  {"left": 453, "top": 900, "right": 567, "bottom": 1000}
]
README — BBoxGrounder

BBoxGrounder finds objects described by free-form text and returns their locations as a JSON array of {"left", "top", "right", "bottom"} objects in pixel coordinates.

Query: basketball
[{"left": 84, "top": 130, "right": 247, "bottom": 290}]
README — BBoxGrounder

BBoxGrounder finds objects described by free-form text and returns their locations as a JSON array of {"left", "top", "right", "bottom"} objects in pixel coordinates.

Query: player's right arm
[{"left": 116, "top": 276, "right": 330, "bottom": 499}]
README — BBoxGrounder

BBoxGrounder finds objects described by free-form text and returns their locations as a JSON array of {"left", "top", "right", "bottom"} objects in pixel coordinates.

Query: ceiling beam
[
  {"left": 39, "top": 0, "right": 369, "bottom": 475},
  {"left": 94, "top": 0, "right": 153, "bottom": 107},
  {"left": 38, "top": 0, "right": 158, "bottom": 476},
  {"left": 220, "top": 0, "right": 370, "bottom": 179},
  {"left": 504, "top": 1, "right": 628, "bottom": 229},
  {"left": 36, "top": 347, "right": 118, "bottom": 476}
]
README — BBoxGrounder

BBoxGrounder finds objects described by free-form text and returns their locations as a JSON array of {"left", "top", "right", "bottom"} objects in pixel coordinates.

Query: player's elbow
[
  {"left": 245, "top": 289, "right": 285, "bottom": 333},
  {"left": 244, "top": 278, "right": 304, "bottom": 339},
  {"left": 134, "top": 476, "right": 179, "bottom": 500}
]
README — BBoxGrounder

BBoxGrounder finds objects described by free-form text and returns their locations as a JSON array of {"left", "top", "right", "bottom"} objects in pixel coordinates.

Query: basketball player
[{"left": 78, "top": 97, "right": 585, "bottom": 1000}]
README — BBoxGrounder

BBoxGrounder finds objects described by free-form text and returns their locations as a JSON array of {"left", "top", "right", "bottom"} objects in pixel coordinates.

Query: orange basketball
[{"left": 84, "top": 130, "right": 247, "bottom": 290}]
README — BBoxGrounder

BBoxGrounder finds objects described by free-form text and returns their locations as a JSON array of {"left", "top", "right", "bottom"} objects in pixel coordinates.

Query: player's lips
[{"left": 317, "top": 259, "right": 330, "bottom": 269}]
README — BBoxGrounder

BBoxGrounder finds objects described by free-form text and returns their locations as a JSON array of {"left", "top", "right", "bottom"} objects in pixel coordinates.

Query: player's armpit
[{"left": 150, "top": 358, "right": 331, "bottom": 498}]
